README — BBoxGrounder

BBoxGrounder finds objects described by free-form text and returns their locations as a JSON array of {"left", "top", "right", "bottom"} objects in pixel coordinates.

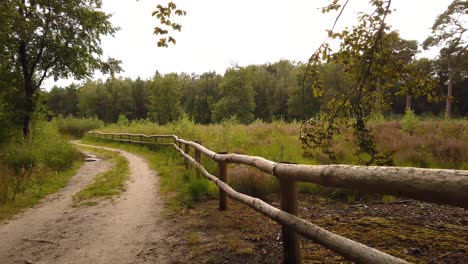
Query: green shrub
[
  {"left": 117, "top": 114, "right": 130, "bottom": 127},
  {"left": 0, "top": 164, "right": 11, "bottom": 204},
  {"left": 183, "top": 171, "right": 212, "bottom": 205},
  {"left": 33, "top": 120, "right": 81, "bottom": 171},
  {"left": 1, "top": 118, "right": 81, "bottom": 203},
  {"left": 382, "top": 195, "right": 396, "bottom": 203},
  {"left": 299, "top": 183, "right": 321, "bottom": 194},
  {"left": 3, "top": 142, "right": 38, "bottom": 200},
  {"left": 55, "top": 116, "right": 103, "bottom": 137},
  {"left": 401, "top": 108, "right": 418, "bottom": 135}
]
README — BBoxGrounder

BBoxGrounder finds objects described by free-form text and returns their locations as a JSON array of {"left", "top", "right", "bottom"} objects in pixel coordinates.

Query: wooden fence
[{"left": 88, "top": 131, "right": 468, "bottom": 264}]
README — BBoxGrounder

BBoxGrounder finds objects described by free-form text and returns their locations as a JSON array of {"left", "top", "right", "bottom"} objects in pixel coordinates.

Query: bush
[
  {"left": 1, "top": 118, "right": 81, "bottom": 203},
  {"left": 401, "top": 108, "right": 418, "bottom": 135},
  {"left": 33, "top": 120, "right": 82, "bottom": 171},
  {"left": 0, "top": 164, "right": 11, "bottom": 204},
  {"left": 183, "top": 172, "right": 212, "bottom": 204},
  {"left": 55, "top": 116, "right": 104, "bottom": 137},
  {"left": 117, "top": 114, "right": 130, "bottom": 127}
]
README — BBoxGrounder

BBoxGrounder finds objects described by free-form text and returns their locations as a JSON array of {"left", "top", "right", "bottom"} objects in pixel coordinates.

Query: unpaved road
[{"left": 0, "top": 143, "right": 171, "bottom": 264}]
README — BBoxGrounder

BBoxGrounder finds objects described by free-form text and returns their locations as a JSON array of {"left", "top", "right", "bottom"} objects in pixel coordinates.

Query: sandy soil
[{"left": 0, "top": 143, "right": 171, "bottom": 264}]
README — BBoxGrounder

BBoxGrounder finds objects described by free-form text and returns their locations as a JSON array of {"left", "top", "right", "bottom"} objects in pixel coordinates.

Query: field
[
  {"left": 82, "top": 117, "right": 468, "bottom": 263},
  {"left": 96, "top": 117, "right": 468, "bottom": 169}
]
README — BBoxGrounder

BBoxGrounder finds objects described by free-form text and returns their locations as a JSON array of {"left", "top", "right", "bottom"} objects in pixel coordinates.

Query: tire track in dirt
[{"left": 0, "top": 142, "right": 171, "bottom": 264}]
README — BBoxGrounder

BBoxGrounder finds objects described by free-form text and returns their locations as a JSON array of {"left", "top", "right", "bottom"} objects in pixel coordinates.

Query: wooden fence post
[
  {"left": 217, "top": 151, "right": 228, "bottom": 211},
  {"left": 279, "top": 178, "right": 301, "bottom": 264},
  {"left": 194, "top": 141, "right": 201, "bottom": 177},
  {"left": 112, "top": 134, "right": 114, "bottom": 140},
  {"left": 184, "top": 144, "right": 190, "bottom": 169}
]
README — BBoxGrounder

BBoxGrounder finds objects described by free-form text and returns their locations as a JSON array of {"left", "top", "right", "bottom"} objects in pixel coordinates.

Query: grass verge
[
  {"left": 0, "top": 160, "right": 83, "bottom": 222},
  {"left": 81, "top": 137, "right": 217, "bottom": 209},
  {"left": 72, "top": 146, "right": 129, "bottom": 206}
]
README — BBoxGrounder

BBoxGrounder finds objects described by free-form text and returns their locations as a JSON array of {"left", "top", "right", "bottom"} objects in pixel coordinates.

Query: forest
[{"left": 41, "top": 56, "right": 467, "bottom": 125}]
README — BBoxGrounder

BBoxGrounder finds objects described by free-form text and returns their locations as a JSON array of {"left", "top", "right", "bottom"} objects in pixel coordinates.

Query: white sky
[{"left": 44, "top": 0, "right": 452, "bottom": 89}]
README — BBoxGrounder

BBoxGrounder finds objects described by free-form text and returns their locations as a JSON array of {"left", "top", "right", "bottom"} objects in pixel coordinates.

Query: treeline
[{"left": 43, "top": 59, "right": 467, "bottom": 124}]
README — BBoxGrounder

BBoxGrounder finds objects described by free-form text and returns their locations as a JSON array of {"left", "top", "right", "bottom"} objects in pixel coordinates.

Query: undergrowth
[
  {"left": 55, "top": 116, "right": 104, "bottom": 138},
  {"left": 0, "top": 161, "right": 83, "bottom": 222},
  {"left": 0, "top": 117, "right": 83, "bottom": 220}
]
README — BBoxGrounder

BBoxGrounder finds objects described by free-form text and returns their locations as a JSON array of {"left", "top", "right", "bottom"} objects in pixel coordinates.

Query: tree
[
  {"left": 248, "top": 65, "right": 276, "bottom": 122},
  {"left": 423, "top": 0, "right": 467, "bottom": 118},
  {"left": 183, "top": 72, "right": 221, "bottom": 124},
  {"left": 268, "top": 60, "right": 298, "bottom": 119},
  {"left": 301, "top": 1, "right": 438, "bottom": 165},
  {"left": 47, "top": 84, "right": 79, "bottom": 117},
  {"left": 147, "top": 73, "right": 183, "bottom": 124},
  {"left": 287, "top": 64, "right": 321, "bottom": 120},
  {"left": 132, "top": 77, "right": 148, "bottom": 120},
  {"left": 211, "top": 67, "right": 256, "bottom": 124},
  {"left": 383, "top": 32, "right": 418, "bottom": 111},
  {"left": 0, "top": 0, "right": 120, "bottom": 136},
  {"left": 107, "top": 78, "right": 136, "bottom": 122}
]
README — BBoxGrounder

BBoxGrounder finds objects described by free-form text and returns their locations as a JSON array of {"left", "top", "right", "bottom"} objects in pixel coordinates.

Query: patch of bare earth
[
  {"left": 156, "top": 194, "right": 467, "bottom": 264},
  {"left": 0, "top": 143, "right": 176, "bottom": 264}
]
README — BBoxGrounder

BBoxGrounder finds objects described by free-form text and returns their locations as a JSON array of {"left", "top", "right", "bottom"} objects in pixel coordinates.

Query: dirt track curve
[{"left": 0, "top": 142, "right": 171, "bottom": 264}]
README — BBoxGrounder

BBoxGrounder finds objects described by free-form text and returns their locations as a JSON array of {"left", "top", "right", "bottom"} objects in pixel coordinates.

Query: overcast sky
[{"left": 44, "top": 0, "right": 453, "bottom": 89}]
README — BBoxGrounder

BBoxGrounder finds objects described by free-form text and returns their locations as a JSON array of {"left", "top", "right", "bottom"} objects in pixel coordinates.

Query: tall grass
[
  {"left": 91, "top": 117, "right": 468, "bottom": 203},
  {"left": 55, "top": 116, "right": 104, "bottom": 138},
  {"left": 0, "top": 118, "right": 82, "bottom": 213},
  {"left": 228, "top": 165, "right": 278, "bottom": 200}
]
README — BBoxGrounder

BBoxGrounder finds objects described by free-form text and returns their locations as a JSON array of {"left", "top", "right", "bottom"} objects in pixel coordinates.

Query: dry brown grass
[
  {"left": 228, "top": 165, "right": 279, "bottom": 200},
  {"left": 371, "top": 120, "right": 468, "bottom": 169}
]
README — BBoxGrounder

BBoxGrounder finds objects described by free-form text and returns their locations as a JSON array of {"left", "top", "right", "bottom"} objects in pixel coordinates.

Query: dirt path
[{"left": 0, "top": 143, "right": 171, "bottom": 264}]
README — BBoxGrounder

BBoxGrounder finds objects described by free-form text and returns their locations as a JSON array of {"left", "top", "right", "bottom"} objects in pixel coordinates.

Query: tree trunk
[
  {"left": 22, "top": 87, "right": 34, "bottom": 137},
  {"left": 405, "top": 95, "right": 411, "bottom": 110},
  {"left": 445, "top": 62, "right": 454, "bottom": 118},
  {"left": 19, "top": 39, "right": 34, "bottom": 137},
  {"left": 375, "top": 78, "right": 382, "bottom": 114}
]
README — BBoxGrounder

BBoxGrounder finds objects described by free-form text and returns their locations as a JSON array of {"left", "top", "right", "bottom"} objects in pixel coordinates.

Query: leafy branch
[
  {"left": 301, "top": 0, "right": 438, "bottom": 165},
  {"left": 152, "top": 2, "right": 186, "bottom": 47}
]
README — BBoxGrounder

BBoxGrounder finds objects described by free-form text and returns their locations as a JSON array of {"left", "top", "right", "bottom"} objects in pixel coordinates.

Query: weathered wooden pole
[
  {"left": 184, "top": 144, "right": 190, "bottom": 169},
  {"left": 140, "top": 135, "right": 143, "bottom": 142},
  {"left": 217, "top": 151, "right": 228, "bottom": 211},
  {"left": 194, "top": 141, "right": 202, "bottom": 177},
  {"left": 280, "top": 178, "right": 301, "bottom": 264},
  {"left": 111, "top": 134, "right": 114, "bottom": 140}
]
